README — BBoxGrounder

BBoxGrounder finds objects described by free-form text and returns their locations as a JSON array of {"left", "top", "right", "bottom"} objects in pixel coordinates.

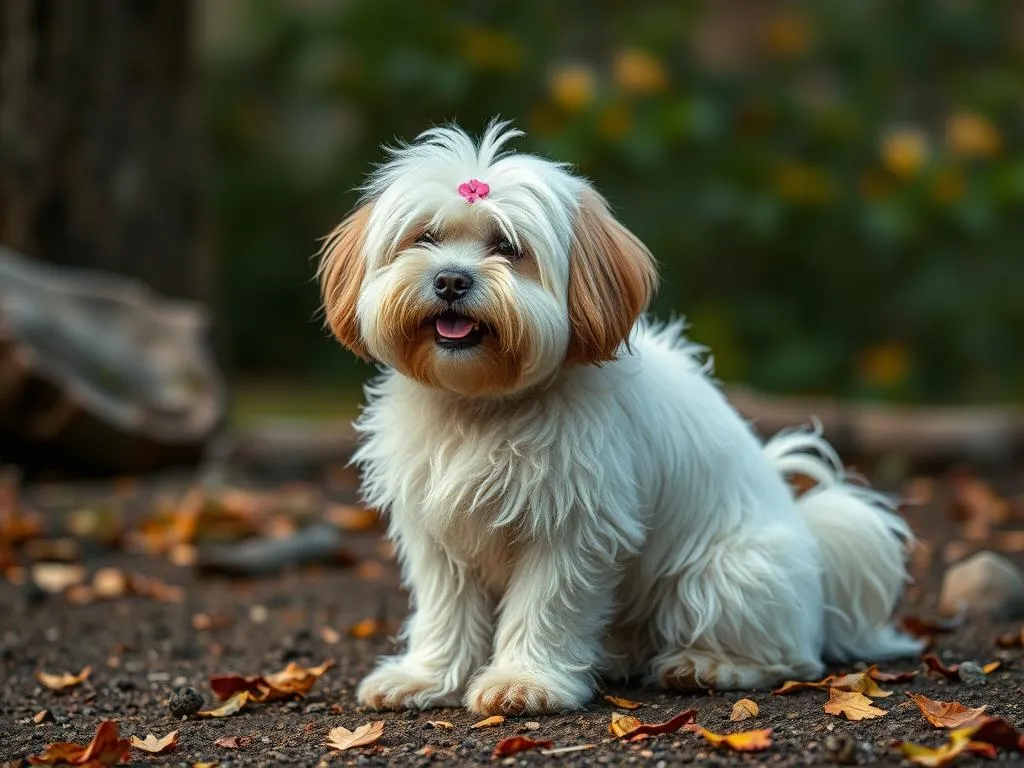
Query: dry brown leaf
[
  {"left": 896, "top": 725, "right": 998, "bottom": 767},
  {"left": 824, "top": 689, "right": 887, "bottom": 721},
  {"left": 325, "top": 721, "right": 385, "bottom": 751},
  {"left": 968, "top": 715, "right": 1024, "bottom": 751},
  {"left": 906, "top": 693, "right": 988, "bottom": 729},
  {"left": 470, "top": 715, "right": 505, "bottom": 729},
  {"left": 326, "top": 504, "right": 380, "bottom": 532},
  {"left": 982, "top": 661, "right": 1001, "bottom": 675},
  {"left": 923, "top": 654, "right": 961, "bottom": 680},
  {"left": 214, "top": 736, "right": 242, "bottom": 749},
  {"left": 610, "top": 708, "right": 697, "bottom": 740},
  {"left": 686, "top": 725, "right": 773, "bottom": 752},
  {"left": 493, "top": 736, "right": 554, "bottom": 757},
  {"left": 347, "top": 618, "right": 386, "bottom": 639},
  {"left": 730, "top": 698, "right": 760, "bottom": 721},
  {"left": 427, "top": 721, "right": 454, "bottom": 729},
  {"left": 773, "top": 670, "right": 890, "bottom": 697},
  {"left": 33, "top": 709, "right": 52, "bottom": 724},
  {"left": 197, "top": 691, "right": 250, "bottom": 717},
  {"left": 36, "top": 667, "right": 91, "bottom": 691},
  {"left": 28, "top": 720, "right": 131, "bottom": 766},
  {"left": 996, "top": 628, "right": 1024, "bottom": 648},
  {"left": 130, "top": 730, "right": 179, "bottom": 754},
  {"left": 209, "top": 660, "right": 334, "bottom": 702},
  {"left": 901, "top": 613, "right": 965, "bottom": 638},
  {"left": 604, "top": 695, "right": 643, "bottom": 710},
  {"left": 609, "top": 712, "right": 642, "bottom": 737},
  {"left": 867, "top": 665, "right": 919, "bottom": 683}
]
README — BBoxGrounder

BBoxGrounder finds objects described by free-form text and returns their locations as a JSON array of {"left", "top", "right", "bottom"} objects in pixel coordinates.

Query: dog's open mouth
[{"left": 432, "top": 311, "right": 488, "bottom": 349}]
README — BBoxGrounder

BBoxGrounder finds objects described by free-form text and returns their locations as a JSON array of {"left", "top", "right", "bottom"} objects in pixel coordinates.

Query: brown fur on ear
[
  {"left": 318, "top": 203, "right": 373, "bottom": 360},
  {"left": 566, "top": 189, "right": 659, "bottom": 364}
]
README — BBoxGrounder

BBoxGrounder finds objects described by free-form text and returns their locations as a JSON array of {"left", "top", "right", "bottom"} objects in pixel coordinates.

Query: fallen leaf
[
  {"left": 470, "top": 715, "right": 505, "bottom": 729},
  {"left": 326, "top": 504, "right": 380, "bottom": 532},
  {"left": 33, "top": 710, "right": 52, "bottom": 724},
  {"left": 995, "top": 628, "right": 1024, "bottom": 648},
  {"left": 867, "top": 665, "right": 919, "bottom": 683},
  {"left": 210, "top": 660, "right": 334, "bottom": 702},
  {"left": 193, "top": 762, "right": 219, "bottom": 768},
  {"left": 31, "top": 563, "right": 86, "bottom": 594},
  {"left": 28, "top": 720, "right": 131, "bottom": 766},
  {"left": 896, "top": 725, "right": 998, "bottom": 767},
  {"left": 923, "top": 654, "right": 961, "bottom": 680},
  {"left": 130, "top": 730, "right": 179, "bottom": 754},
  {"left": 325, "top": 721, "right": 384, "bottom": 751},
  {"left": 36, "top": 667, "right": 91, "bottom": 691},
  {"left": 347, "top": 618, "right": 385, "bottom": 639},
  {"left": 982, "top": 661, "right": 1000, "bottom": 675},
  {"left": 493, "top": 736, "right": 554, "bottom": 757},
  {"left": 730, "top": 698, "right": 760, "bottom": 721},
  {"left": 604, "top": 695, "right": 643, "bottom": 710},
  {"left": 214, "top": 736, "right": 241, "bottom": 749},
  {"left": 427, "top": 721, "right": 454, "bottom": 729},
  {"left": 773, "top": 670, "right": 891, "bottom": 697},
  {"left": 687, "top": 725, "right": 773, "bottom": 752},
  {"left": 824, "top": 689, "right": 887, "bottom": 721},
  {"left": 197, "top": 691, "right": 250, "bottom": 717},
  {"left": 319, "top": 626, "right": 341, "bottom": 644},
  {"left": 610, "top": 708, "right": 697, "bottom": 740},
  {"left": 969, "top": 715, "right": 1024, "bottom": 751},
  {"left": 907, "top": 693, "right": 987, "bottom": 729},
  {"left": 609, "top": 712, "right": 642, "bottom": 737}
]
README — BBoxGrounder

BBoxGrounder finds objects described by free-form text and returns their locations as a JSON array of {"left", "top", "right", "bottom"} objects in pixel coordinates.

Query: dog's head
[{"left": 319, "top": 120, "right": 658, "bottom": 397}]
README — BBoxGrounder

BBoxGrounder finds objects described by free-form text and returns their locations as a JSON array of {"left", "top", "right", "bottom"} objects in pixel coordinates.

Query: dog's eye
[
  {"left": 494, "top": 237, "right": 520, "bottom": 259},
  {"left": 416, "top": 231, "right": 438, "bottom": 246}
]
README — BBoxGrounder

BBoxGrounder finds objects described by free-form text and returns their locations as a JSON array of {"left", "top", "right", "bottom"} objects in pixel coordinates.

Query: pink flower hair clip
[{"left": 458, "top": 178, "right": 490, "bottom": 204}]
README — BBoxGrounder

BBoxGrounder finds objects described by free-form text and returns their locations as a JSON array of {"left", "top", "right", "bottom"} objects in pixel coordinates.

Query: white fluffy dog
[{"left": 318, "top": 120, "right": 921, "bottom": 716}]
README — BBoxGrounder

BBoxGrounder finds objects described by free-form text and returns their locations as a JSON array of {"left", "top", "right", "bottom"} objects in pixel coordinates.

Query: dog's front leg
[
  {"left": 357, "top": 531, "right": 493, "bottom": 710},
  {"left": 466, "top": 536, "right": 620, "bottom": 715}
]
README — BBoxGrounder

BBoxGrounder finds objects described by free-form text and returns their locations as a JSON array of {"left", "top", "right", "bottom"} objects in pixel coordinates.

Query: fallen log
[{"left": 0, "top": 247, "right": 225, "bottom": 473}]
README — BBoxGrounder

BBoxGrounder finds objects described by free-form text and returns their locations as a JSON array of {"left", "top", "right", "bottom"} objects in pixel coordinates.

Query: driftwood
[{"left": 0, "top": 248, "right": 225, "bottom": 473}]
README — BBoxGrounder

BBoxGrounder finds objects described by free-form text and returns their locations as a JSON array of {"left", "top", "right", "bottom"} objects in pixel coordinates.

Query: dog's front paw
[
  {"left": 465, "top": 665, "right": 589, "bottom": 716},
  {"left": 357, "top": 661, "right": 461, "bottom": 710}
]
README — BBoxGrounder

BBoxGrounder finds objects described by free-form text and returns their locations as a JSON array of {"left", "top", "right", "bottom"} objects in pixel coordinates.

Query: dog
[{"left": 318, "top": 120, "right": 922, "bottom": 716}]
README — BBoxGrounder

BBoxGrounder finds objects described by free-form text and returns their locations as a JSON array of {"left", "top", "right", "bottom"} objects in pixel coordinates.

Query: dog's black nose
[{"left": 433, "top": 270, "right": 473, "bottom": 302}]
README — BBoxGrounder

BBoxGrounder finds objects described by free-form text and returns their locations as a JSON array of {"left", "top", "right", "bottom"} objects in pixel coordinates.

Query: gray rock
[{"left": 938, "top": 551, "right": 1024, "bottom": 619}]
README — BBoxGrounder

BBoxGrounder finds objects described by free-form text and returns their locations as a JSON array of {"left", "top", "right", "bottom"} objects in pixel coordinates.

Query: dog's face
[{"left": 319, "top": 122, "right": 658, "bottom": 397}]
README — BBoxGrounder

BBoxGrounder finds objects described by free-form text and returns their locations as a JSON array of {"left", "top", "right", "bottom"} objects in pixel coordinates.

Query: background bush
[{"left": 203, "top": 0, "right": 1024, "bottom": 403}]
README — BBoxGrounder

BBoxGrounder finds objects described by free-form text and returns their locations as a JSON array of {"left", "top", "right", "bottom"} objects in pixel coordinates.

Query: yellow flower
[
  {"left": 858, "top": 343, "right": 910, "bottom": 388},
  {"left": 880, "top": 128, "right": 929, "bottom": 179},
  {"left": 946, "top": 112, "right": 1001, "bottom": 158},
  {"left": 774, "top": 161, "right": 835, "bottom": 205},
  {"left": 761, "top": 13, "right": 813, "bottom": 58},
  {"left": 548, "top": 64, "right": 596, "bottom": 112},
  {"left": 459, "top": 26, "right": 523, "bottom": 73},
  {"left": 612, "top": 48, "right": 668, "bottom": 95},
  {"left": 597, "top": 102, "right": 633, "bottom": 140}
]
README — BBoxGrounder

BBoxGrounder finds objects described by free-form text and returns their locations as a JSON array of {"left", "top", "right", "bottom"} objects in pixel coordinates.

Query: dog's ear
[
  {"left": 319, "top": 203, "right": 373, "bottom": 361},
  {"left": 566, "top": 189, "right": 658, "bottom": 364}
]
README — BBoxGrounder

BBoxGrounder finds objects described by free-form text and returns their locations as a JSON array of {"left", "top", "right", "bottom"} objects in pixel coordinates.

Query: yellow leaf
[
  {"left": 688, "top": 725, "right": 773, "bottom": 752},
  {"left": 730, "top": 698, "right": 760, "bottom": 721},
  {"left": 194, "top": 763, "right": 219, "bottom": 768},
  {"left": 428, "top": 721, "right": 454, "bottom": 729},
  {"left": 609, "top": 712, "right": 642, "bottom": 737},
  {"left": 470, "top": 715, "right": 505, "bottom": 729},
  {"left": 826, "top": 671, "right": 893, "bottom": 698},
  {"left": 906, "top": 693, "right": 988, "bottom": 729},
  {"left": 36, "top": 666, "right": 91, "bottom": 691},
  {"left": 897, "top": 725, "right": 997, "bottom": 767},
  {"left": 881, "top": 128, "right": 929, "bottom": 179},
  {"left": 196, "top": 691, "right": 249, "bottom": 718},
  {"left": 604, "top": 695, "right": 643, "bottom": 710},
  {"left": 982, "top": 661, "right": 1000, "bottom": 675},
  {"left": 824, "top": 689, "right": 887, "bottom": 721},
  {"left": 325, "top": 721, "right": 384, "bottom": 751},
  {"left": 130, "top": 730, "right": 179, "bottom": 754}
]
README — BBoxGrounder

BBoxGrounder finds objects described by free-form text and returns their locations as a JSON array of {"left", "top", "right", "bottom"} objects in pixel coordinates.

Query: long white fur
[{"left": 338, "top": 121, "right": 922, "bottom": 715}]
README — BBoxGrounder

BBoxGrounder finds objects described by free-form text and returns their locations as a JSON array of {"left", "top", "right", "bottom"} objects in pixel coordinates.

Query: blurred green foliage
[{"left": 203, "top": 0, "right": 1024, "bottom": 403}]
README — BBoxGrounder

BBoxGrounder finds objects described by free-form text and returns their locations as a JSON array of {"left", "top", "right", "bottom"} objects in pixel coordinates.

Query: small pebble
[
  {"left": 305, "top": 702, "right": 327, "bottom": 714},
  {"left": 958, "top": 661, "right": 987, "bottom": 686},
  {"left": 823, "top": 733, "right": 855, "bottom": 765},
  {"left": 523, "top": 721, "right": 540, "bottom": 730},
  {"left": 168, "top": 685, "right": 204, "bottom": 717}
]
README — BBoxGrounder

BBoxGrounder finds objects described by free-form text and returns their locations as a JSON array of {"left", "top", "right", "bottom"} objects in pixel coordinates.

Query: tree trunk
[{"left": 0, "top": 0, "right": 208, "bottom": 305}]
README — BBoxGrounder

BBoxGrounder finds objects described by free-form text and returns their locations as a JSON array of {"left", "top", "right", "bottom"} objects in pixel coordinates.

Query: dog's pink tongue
[{"left": 436, "top": 316, "right": 476, "bottom": 339}]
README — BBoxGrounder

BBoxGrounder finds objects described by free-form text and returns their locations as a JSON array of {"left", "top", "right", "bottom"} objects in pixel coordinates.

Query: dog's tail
[{"left": 763, "top": 423, "right": 924, "bottom": 662}]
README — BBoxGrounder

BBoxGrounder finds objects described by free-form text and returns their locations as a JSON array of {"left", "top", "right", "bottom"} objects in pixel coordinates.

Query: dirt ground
[{"left": 1, "top": 461, "right": 1023, "bottom": 767}]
